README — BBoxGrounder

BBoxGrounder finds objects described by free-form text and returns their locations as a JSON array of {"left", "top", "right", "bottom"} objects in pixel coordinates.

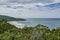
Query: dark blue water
[{"left": 18, "top": 18, "right": 60, "bottom": 29}]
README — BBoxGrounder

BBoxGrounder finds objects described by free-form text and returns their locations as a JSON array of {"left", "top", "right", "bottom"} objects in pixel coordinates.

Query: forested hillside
[
  {"left": 0, "top": 15, "right": 25, "bottom": 21},
  {"left": 0, "top": 19, "right": 60, "bottom": 40}
]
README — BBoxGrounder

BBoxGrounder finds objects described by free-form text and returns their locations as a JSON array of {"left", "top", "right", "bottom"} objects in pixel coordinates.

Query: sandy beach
[{"left": 8, "top": 21, "right": 26, "bottom": 28}]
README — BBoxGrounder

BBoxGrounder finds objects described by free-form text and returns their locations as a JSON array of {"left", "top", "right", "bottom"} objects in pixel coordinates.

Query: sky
[{"left": 0, "top": 0, "right": 60, "bottom": 18}]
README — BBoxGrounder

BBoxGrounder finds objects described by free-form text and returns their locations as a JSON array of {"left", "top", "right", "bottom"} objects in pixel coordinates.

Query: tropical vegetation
[{"left": 0, "top": 19, "right": 60, "bottom": 40}]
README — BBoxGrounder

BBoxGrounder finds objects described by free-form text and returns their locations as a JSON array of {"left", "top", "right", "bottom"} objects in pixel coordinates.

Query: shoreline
[{"left": 8, "top": 21, "right": 26, "bottom": 28}]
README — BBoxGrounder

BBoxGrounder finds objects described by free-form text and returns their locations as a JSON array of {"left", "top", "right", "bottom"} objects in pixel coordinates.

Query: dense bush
[{"left": 0, "top": 19, "right": 60, "bottom": 40}]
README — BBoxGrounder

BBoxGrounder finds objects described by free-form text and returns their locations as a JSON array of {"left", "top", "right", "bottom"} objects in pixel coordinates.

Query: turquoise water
[{"left": 17, "top": 18, "right": 60, "bottom": 29}]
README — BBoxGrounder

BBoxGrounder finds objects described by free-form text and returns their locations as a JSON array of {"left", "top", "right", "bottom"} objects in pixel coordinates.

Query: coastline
[{"left": 8, "top": 21, "right": 26, "bottom": 28}]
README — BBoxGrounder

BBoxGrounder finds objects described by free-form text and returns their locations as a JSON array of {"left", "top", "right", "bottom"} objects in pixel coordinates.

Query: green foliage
[{"left": 0, "top": 19, "right": 60, "bottom": 40}]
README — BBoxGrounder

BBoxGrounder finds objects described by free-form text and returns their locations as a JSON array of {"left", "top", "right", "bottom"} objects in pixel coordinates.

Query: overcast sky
[{"left": 0, "top": 0, "right": 60, "bottom": 18}]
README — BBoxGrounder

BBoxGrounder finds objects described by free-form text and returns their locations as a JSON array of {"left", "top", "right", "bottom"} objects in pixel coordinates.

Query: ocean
[{"left": 15, "top": 18, "right": 60, "bottom": 29}]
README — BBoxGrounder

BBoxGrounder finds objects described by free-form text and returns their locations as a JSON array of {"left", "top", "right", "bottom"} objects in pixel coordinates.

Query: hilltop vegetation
[
  {"left": 0, "top": 15, "right": 25, "bottom": 21},
  {"left": 0, "top": 19, "right": 60, "bottom": 40}
]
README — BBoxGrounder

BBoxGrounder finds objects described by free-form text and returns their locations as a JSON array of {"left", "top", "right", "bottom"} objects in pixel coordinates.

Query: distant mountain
[
  {"left": 0, "top": 15, "right": 25, "bottom": 21},
  {"left": 44, "top": 3, "right": 60, "bottom": 9}
]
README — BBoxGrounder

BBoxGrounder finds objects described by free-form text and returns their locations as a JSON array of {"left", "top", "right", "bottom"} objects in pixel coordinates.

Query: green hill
[{"left": 0, "top": 15, "right": 25, "bottom": 21}]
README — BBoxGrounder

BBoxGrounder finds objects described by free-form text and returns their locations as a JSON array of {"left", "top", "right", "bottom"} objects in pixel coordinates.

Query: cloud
[
  {"left": 0, "top": 0, "right": 54, "bottom": 5},
  {"left": 55, "top": 0, "right": 60, "bottom": 2},
  {"left": 0, "top": 0, "right": 60, "bottom": 18},
  {"left": 0, "top": 4, "right": 60, "bottom": 18},
  {"left": 8, "top": 0, "right": 53, "bottom": 3}
]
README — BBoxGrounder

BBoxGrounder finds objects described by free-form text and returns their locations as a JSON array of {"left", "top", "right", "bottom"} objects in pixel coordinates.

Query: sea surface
[{"left": 15, "top": 18, "right": 60, "bottom": 29}]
